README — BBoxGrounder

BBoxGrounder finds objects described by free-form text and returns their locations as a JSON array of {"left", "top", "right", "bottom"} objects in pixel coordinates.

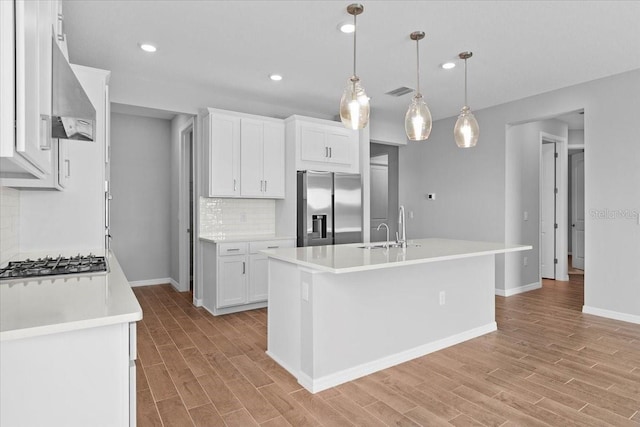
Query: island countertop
[
  {"left": 261, "top": 238, "right": 532, "bottom": 274},
  {"left": 0, "top": 251, "right": 142, "bottom": 341}
]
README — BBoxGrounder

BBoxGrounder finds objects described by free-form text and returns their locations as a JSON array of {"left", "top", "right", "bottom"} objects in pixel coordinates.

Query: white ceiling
[{"left": 63, "top": 1, "right": 640, "bottom": 125}]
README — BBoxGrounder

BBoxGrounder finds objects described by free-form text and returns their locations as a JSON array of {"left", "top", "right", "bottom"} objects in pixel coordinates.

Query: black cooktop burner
[{"left": 0, "top": 254, "right": 108, "bottom": 280}]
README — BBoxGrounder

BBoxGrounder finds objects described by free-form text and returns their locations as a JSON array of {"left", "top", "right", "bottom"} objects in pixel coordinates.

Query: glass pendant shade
[
  {"left": 454, "top": 106, "right": 479, "bottom": 148},
  {"left": 405, "top": 94, "right": 432, "bottom": 141},
  {"left": 340, "top": 76, "right": 370, "bottom": 130}
]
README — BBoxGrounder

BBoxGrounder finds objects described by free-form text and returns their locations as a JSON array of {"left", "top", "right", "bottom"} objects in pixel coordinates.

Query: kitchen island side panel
[
  {"left": 266, "top": 259, "right": 302, "bottom": 376},
  {"left": 267, "top": 254, "right": 497, "bottom": 393},
  {"left": 308, "top": 255, "right": 495, "bottom": 381}
]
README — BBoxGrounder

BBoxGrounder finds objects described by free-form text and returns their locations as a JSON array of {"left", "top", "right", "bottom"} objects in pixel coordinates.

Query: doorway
[
  {"left": 370, "top": 143, "right": 399, "bottom": 242},
  {"left": 179, "top": 120, "right": 195, "bottom": 292},
  {"left": 539, "top": 131, "right": 569, "bottom": 282},
  {"left": 569, "top": 150, "right": 585, "bottom": 272},
  {"left": 540, "top": 140, "right": 558, "bottom": 279}
]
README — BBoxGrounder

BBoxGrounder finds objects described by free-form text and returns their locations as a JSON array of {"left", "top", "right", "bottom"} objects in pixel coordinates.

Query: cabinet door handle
[
  {"left": 267, "top": 246, "right": 279, "bottom": 249},
  {"left": 39, "top": 115, "right": 52, "bottom": 150},
  {"left": 233, "top": 179, "right": 237, "bottom": 191},
  {"left": 264, "top": 180, "right": 267, "bottom": 192},
  {"left": 242, "top": 261, "right": 246, "bottom": 274},
  {"left": 226, "top": 248, "right": 240, "bottom": 252},
  {"left": 325, "top": 146, "right": 328, "bottom": 158},
  {"left": 64, "top": 159, "right": 70, "bottom": 178},
  {"left": 260, "top": 180, "right": 264, "bottom": 192},
  {"left": 329, "top": 147, "right": 332, "bottom": 158}
]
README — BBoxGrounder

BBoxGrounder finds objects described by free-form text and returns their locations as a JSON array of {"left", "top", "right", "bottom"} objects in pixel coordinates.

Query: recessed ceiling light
[
  {"left": 139, "top": 43, "right": 157, "bottom": 53},
  {"left": 338, "top": 22, "right": 355, "bottom": 33},
  {"left": 269, "top": 74, "right": 283, "bottom": 81},
  {"left": 441, "top": 62, "right": 456, "bottom": 70}
]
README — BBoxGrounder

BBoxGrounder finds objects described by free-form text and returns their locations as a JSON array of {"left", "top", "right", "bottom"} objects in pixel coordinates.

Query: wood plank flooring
[{"left": 133, "top": 275, "right": 640, "bottom": 426}]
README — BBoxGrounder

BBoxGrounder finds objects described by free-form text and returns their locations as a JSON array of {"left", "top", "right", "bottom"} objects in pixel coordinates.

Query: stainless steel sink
[{"left": 357, "top": 243, "right": 421, "bottom": 249}]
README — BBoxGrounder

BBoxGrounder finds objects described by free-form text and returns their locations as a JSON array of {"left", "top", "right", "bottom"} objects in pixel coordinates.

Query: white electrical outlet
[
  {"left": 439, "top": 291, "right": 445, "bottom": 306},
  {"left": 523, "top": 211, "right": 528, "bottom": 221},
  {"left": 523, "top": 256, "right": 528, "bottom": 266}
]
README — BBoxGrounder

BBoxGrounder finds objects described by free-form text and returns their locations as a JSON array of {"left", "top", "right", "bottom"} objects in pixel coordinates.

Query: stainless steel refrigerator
[{"left": 297, "top": 170, "right": 363, "bottom": 247}]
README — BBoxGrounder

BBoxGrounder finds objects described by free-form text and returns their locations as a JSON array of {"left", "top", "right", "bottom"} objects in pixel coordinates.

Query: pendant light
[
  {"left": 405, "top": 31, "right": 432, "bottom": 141},
  {"left": 454, "top": 52, "right": 479, "bottom": 148},
  {"left": 339, "top": 3, "right": 370, "bottom": 130}
]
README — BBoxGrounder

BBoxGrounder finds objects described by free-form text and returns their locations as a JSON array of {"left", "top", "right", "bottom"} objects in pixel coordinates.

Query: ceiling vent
[{"left": 385, "top": 86, "right": 414, "bottom": 97}]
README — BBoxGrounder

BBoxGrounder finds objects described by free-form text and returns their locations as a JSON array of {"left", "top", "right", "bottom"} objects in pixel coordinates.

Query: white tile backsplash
[
  {"left": 0, "top": 187, "right": 20, "bottom": 264},
  {"left": 199, "top": 197, "right": 276, "bottom": 239}
]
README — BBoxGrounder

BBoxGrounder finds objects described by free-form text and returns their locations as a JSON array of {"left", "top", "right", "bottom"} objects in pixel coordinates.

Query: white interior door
[
  {"left": 541, "top": 143, "right": 556, "bottom": 279},
  {"left": 571, "top": 152, "right": 585, "bottom": 270}
]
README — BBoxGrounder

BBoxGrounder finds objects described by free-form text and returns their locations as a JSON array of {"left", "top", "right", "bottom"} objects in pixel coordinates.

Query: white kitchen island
[{"left": 262, "top": 238, "right": 531, "bottom": 393}]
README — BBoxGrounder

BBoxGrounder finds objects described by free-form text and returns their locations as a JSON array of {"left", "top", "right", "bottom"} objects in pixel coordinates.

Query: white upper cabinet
[
  {"left": 8, "top": 0, "right": 54, "bottom": 178},
  {"left": 240, "top": 119, "right": 285, "bottom": 198},
  {"left": 202, "top": 108, "right": 285, "bottom": 199},
  {"left": 262, "top": 122, "right": 285, "bottom": 198},
  {"left": 0, "top": 0, "right": 74, "bottom": 189},
  {"left": 206, "top": 113, "right": 241, "bottom": 197},
  {"left": 288, "top": 115, "right": 359, "bottom": 173}
]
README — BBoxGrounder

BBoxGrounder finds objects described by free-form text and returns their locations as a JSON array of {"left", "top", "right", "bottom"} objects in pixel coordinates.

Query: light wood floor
[{"left": 133, "top": 275, "right": 640, "bottom": 426}]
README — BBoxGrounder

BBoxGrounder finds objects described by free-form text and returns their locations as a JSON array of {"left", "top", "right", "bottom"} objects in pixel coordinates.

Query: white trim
[
  {"left": 129, "top": 278, "right": 173, "bottom": 287},
  {"left": 539, "top": 132, "right": 569, "bottom": 282},
  {"left": 201, "top": 301, "right": 268, "bottom": 316},
  {"left": 582, "top": 306, "right": 640, "bottom": 325},
  {"left": 279, "top": 322, "right": 497, "bottom": 394},
  {"left": 265, "top": 351, "right": 299, "bottom": 381},
  {"left": 495, "top": 281, "right": 541, "bottom": 297},
  {"left": 193, "top": 298, "right": 203, "bottom": 307},
  {"left": 178, "top": 118, "right": 195, "bottom": 293},
  {"left": 567, "top": 144, "right": 585, "bottom": 150}
]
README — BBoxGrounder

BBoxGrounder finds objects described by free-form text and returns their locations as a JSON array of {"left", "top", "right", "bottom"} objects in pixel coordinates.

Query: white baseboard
[
  {"left": 582, "top": 306, "right": 640, "bottom": 325},
  {"left": 495, "top": 281, "right": 541, "bottom": 297},
  {"left": 169, "top": 278, "right": 181, "bottom": 291},
  {"left": 193, "top": 298, "right": 203, "bottom": 307},
  {"left": 129, "top": 278, "right": 173, "bottom": 287},
  {"left": 275, "top": 322, "right": 497, "bottom": 394}
]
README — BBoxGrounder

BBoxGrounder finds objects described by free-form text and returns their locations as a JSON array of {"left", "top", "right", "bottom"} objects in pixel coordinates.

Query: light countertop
[
  {"left": 261, "top": 238, "right": 532, "bottom": 274},
  {"left": 199, "top": 235, "right": 296, "bottom": 244},
  {"left": 0, "top": 251, "right": 142, "bottom": 341}
]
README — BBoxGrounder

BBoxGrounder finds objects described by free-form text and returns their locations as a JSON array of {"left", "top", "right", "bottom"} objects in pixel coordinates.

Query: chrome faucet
[
  {"left": 397, "top": 205, "right": 407, "bottom": 248},
  {"left": 376, "top": 223, "right": 390, "bottom": 248}
]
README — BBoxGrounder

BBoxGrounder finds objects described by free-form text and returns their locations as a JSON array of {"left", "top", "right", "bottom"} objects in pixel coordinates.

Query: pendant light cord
[
  {"left": 464, "top": 58, "right": 468, "bottom": 107},
  {"left": 353, "top": 13, "right": 357, "bottom": 77},
  {"left": 416, "top": 38, "right": 420, "bottom": 95}
]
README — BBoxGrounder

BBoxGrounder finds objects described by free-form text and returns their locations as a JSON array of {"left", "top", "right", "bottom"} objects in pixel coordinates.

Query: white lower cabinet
[
  {"left": 0, "top": 321, "right": 136, "bottom": 427},
  {"left": 202, "top": 238, "right": 295, "bottom": 315},
  {"left": 248, "top": 254, "right": 269, "bottom": 303},
  {"left": 218, "top": 254, "right": 248, "bottom": 308}
]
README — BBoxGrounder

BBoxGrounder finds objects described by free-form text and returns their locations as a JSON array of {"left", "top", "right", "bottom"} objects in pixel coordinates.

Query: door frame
[
  {"left": 539, "top": 132, "right": 569, "bottom": 282},
  {"left": 570, "top": 150, "right": 585, "bottom": 270},
  {"left": 178, "top": 118, "right": 195, "bottom": 293}
]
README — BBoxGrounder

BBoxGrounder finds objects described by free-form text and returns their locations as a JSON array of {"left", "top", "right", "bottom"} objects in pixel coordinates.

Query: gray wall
[
  {"left": 110, "top": 113, "right": 172, "bottom": 282},
  {"left": 399, "top": 69, "right": 640, "bottom": 320}
]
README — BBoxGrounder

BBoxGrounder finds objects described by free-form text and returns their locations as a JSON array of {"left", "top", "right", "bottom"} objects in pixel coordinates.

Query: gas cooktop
[{"left": 0, "top": 254, "right": 108, "bottom": 280}]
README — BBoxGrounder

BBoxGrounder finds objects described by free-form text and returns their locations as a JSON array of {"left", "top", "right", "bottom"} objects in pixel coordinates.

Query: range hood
[{"left": 51, "top": 38, "right": 96, "bottom": 141}]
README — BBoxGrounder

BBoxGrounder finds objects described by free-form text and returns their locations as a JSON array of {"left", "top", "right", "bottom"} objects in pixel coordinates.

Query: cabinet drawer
[
  {"left": 249, "top": 239, "right": 295, "bottom": 254},
  {"left": 217, "top": 242, "right": 247, "bottom": 256}
]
